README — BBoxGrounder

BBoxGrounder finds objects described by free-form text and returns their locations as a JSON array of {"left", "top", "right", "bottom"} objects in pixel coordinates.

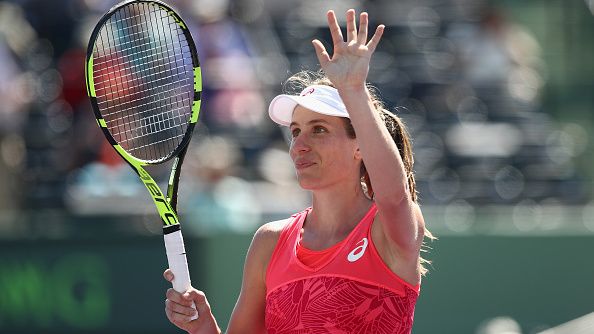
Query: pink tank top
[{"left": 265, "top": 204, "right": 420, "bottom": 334}]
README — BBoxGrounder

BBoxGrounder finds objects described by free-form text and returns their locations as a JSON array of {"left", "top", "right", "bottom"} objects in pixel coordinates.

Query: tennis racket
[{"left": 84, "top": 0, "right": 201, "bottom": 311}]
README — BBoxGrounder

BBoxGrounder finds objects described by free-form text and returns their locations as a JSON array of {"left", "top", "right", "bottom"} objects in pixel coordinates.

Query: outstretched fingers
[
  {"left": 367, "top": 24, "right": 385, "bottom": 53},
  {"left": 315, "top": 9, "right": 385, "bottom": 75},
  {"left": 345, "top": 9, "right": 357, "bottom": 43},
  {"left": 326, "top": 10, "right": 344, "bottom": 46},
  {"left": 357, "top": 12, "right": 369, "bottom": 45},
  {"left": 312, "top": 39, "right": 330, "bottom": 68}
]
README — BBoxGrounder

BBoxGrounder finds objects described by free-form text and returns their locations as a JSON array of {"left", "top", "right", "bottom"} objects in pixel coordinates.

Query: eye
[
  {"left": 291, "top": 128, "right": 301, "bottom": 138},
  {"left": 313, "top": 126, "right": 328, "bottom": 134}
]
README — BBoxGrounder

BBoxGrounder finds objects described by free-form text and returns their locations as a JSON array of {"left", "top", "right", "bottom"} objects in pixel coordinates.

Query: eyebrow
[{"left": 289, "top": 119, "right": 331, "bottom": 128}]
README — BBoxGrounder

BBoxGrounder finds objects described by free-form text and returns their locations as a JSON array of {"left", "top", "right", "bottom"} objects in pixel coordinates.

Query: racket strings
[
  {"left": 93, "top": 48, "right": 191, "bottom": 83},
  {"left": 92, "top": 24, "right": 192, "bottom": 76},
  {"left": 138, "top": 2, "right": 187, "bottom": 160},
  {"left": 95, "top": 66, "right": 192, "bottom": 102},
  {"left": 93, "top": 12, "right": 178, "bottom": 48},
  {"left": 156, "top": 6, "right": 192, "bottom": 156},
  {"left": 111, "top": 102, "right": 191, "bottom": 145},
  {"left": 99, "top": 84, "right": 193, "bottom": 118},
  {"left": 129, "top": 132, "right": 186, "bottom": 153},
  {"left": 92, "top": 2, "right": 193, "bottom": 162},
  {"left": 149, "top": 5, "right": 192, "bottom": 160}
]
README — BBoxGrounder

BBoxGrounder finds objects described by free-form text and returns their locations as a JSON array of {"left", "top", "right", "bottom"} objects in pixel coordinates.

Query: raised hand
[{"left": 312, "top": 9, "right": 384, "bottom": 90}]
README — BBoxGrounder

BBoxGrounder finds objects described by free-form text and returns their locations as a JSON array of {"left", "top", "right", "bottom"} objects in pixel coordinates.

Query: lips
[{"left": 294, "top": 159, "right": 315, "bottom": 170}]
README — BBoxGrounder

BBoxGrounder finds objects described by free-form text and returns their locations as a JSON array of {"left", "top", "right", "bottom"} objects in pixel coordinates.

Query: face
[{"left": 289, "top": 105, "right": 361, "bottom": 191}]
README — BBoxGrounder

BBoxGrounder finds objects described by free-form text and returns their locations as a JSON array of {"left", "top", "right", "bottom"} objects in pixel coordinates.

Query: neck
[{"left": 303, "top": 182, "right": 372, "bottom": 248}]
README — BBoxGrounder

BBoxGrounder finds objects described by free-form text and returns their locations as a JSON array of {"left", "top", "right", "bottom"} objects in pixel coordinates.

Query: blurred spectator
[
  {"left": 447, "top": 6, "right": 544, "bottom": 104},
  {"left": 0, "top": 0, "right": 589, "bottom": 230},
  {"left": 179, "top": 135, "right": 262, "bottom": 234},
  {"left": 0, "top": 2, "right": 36, "bottom": 210}
]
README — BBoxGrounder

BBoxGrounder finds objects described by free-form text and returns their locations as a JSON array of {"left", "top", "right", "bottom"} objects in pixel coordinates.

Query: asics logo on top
[{"left": 347, "top": 238, "right": 368, "bottom": 262}]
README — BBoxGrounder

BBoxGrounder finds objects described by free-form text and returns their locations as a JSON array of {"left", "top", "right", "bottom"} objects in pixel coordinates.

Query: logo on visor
[{"left": 301, "top": 88, "right": 315, "bottom": 96}]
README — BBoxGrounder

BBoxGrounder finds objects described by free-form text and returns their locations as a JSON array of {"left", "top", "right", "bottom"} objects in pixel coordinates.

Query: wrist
[
  {"left": 336, "top": 84, "right": 372, "bottom": 105},
  {"left": 187, "top": 313, "right": 222, "bottom": 334},
  {"left": 335, "top": 83, "right": 367, "bottom": 94}
]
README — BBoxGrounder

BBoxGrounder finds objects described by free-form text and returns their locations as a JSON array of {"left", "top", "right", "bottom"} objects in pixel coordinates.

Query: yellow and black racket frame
[{"left": 84, "top": 0, "right": 202, "bottom": 235}]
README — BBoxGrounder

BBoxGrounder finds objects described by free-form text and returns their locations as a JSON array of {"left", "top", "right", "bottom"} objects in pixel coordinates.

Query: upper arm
[
  {"left": 375, "top": 198, "right": 425, "bottom": 258},
  {"left": 226, "top": 221, "right": 285, "bottom": 333},
  {"left": 372, "top": 200, "right": 425, "bottom": 285}
]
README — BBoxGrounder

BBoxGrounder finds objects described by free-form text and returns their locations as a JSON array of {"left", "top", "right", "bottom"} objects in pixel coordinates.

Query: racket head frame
[{"left": 85, "top": 0, "right": 202, "bottom": 166}]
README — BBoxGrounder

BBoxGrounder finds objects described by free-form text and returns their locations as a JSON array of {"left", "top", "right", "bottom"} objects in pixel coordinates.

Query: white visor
[{"left": 268, "top": 85, "right": 349, "bottom": 126}]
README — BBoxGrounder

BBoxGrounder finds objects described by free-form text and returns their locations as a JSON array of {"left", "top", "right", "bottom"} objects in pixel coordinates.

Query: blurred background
[{"left": 0, "top": 0, "right": 593, "bottom": 333}]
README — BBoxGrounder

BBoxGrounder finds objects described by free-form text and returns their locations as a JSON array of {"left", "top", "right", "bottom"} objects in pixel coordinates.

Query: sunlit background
[{"left": 0, "top": 0, "right": 593, "bottom": 333}]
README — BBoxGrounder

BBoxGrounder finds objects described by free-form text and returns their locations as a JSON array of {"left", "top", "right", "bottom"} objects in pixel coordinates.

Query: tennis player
[{"left": 164, "top": 9, "right": 433, "bottom": 333}]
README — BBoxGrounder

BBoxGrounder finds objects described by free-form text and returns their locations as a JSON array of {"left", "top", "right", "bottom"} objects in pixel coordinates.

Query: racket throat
[{"left": 163, "top": 224, "right": 181, "bottom": 235}]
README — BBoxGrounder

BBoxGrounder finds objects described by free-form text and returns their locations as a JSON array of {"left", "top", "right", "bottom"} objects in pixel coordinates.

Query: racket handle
[{"left": 164, "top": 229, "right": 198, "bottom": 320}]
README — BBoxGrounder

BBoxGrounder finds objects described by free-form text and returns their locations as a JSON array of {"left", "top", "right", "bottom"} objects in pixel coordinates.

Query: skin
[{"left": 163, "top": 9, "right": 426, "bottom": 334}]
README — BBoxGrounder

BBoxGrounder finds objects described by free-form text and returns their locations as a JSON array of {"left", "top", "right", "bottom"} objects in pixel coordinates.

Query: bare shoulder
[
  {"left": 252, "top": 218, "right": 291, "bottom": 247},
  {"left": 229, "top": 218, "right": 293, "bottom": 333},
  {"left": 246, "top": 218, "right": 293, "bottom": 266},
  {"left": 256, "top": 218, "right": 291, "bottom": 238}
]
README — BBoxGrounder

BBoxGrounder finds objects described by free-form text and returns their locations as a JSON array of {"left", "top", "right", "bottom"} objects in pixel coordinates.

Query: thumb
[
  {"left": 312, "top": 39, "right": 330, "bottom": 68},
  {"left": 163, "top": 269, "right": 174, "bottom": 282}
]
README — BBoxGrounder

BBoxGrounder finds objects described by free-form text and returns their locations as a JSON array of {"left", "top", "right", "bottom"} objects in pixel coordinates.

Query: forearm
[
  {"left": 313, "top": 9, "right": 421, "bottom": 249},
  {"left": 338, "top": 86, "right": 410, "bottom": 202},
  {"left": 339, "top": 86, "right": 422, "bottom": 250}
]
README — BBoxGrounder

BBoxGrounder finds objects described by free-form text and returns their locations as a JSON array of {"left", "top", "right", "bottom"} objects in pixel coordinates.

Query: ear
[{"left": 354, "top": 147, "right": 363, "bottom": 160}]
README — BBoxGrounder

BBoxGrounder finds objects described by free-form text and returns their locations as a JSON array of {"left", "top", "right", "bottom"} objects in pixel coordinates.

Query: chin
[{"left": 296, "top": 176, "right": 321, "bottom": 191}]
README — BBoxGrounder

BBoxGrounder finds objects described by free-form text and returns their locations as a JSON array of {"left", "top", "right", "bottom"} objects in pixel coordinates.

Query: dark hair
[
  {"left": 342, "top": 112, "right": 416, "bottom": 202},
  {"left": 284, "top": 69, "right": 435, "bottom": 275}
]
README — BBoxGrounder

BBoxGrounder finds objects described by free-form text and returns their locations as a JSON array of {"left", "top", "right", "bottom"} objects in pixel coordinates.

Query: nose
[{"left": 290, "top": 133, "right": 311, "bottom": 155}]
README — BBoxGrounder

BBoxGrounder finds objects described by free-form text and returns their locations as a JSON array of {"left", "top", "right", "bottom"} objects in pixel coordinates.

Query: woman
[{"left": 164, "top": 9, "right": 433, "bottom": 333}]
